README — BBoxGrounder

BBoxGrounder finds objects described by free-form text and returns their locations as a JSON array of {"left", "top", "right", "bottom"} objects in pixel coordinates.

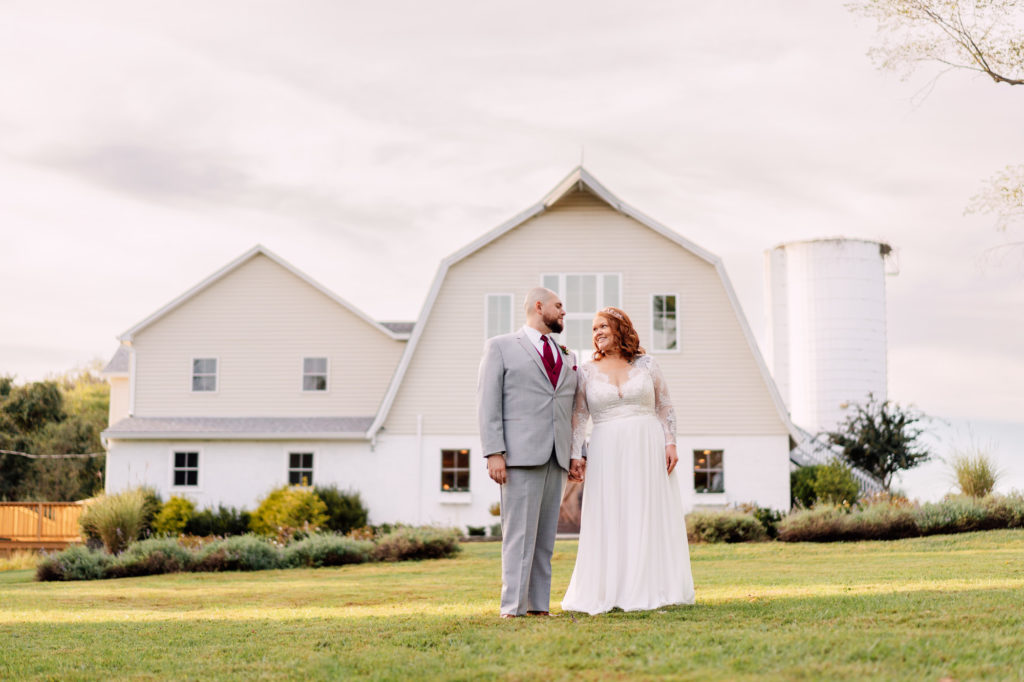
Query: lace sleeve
[
  {"left": 571, "top": 363, "right": 590, "bottom": 459},
  {"left": 645, "top": 355, "right": 677, "bottom": 446}
]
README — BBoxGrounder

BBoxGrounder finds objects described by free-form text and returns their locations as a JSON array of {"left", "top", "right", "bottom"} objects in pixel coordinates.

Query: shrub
[
  {"left": 250, "top": 486, "right": 328, "bottom": 542},
  {"left": 752, "top": 507, "right": 784, "bottom": 539},
  {"left": 139, "top": 486, "right": 163, "bottom": 536},
  {"left": 314, "top": 485, "right": 369, "bottom": 535},
  {"left": 35, "top": 544, "right": 112, "bottom": 581},
  {"left": 152, "top": 497, "right": 196, "bottom": 537},
  {"left": 186, "top": 505, "right": 251, "bottom": 537},
  {"left": 813, "top": 459, "right": 861, "bottom": 505},
  {"left": 948, "top": 449, "right": 1001, "bottom": 498},
  {"left": 466, "top": 526, "right": 486, "bottom": 536},
  {"left": 777, "top": 506, "right": 849, "bottom": 542},
  {"left": 195, "top": 534, "right": 283, "bottom": 572},
  {"left": 347, "top": 523, "right": 396, "bottom": 541},
  {"left": 0, "top": 549, "right": 39, "bottom": 572},
  {"left": 283, "top": 533, "right": 373, "bottom": 568},
  {"left": 107, "top": 537, "right": 195, "bottom": 578},
  {"left": 791, "top": 466, "right": 821, "bottom": 508},
  {"left": 489, "top": 502, "right": 501, "bottom": 517},
  {"left": 778, "top": 502, "right": 918, "bottom": 542},
  {"left": 79, "top": 488, "right": 150, "bottom": 554},
  {"left": 982, "top": 492, "right": 1024, "bottom": 528},
  {"left": 734, "top": 502, "right": 784, "bottom": 539},
  {"left": 916, "top": 496, "right": 995, "bottom": 535},
  {"left": 685, "top": 510, "right": 768, "bottom": 543},
  {"left": 489, "top": 522, "right": 502, "bottom": 539},
  {"left": 858, "top": 490, "right": 914, "bottom": 509},
  {"left": 846, "top": 501, "right": 918, "bottom": 540},
  {"left": 373, "top": 526, "right": 461, "bottom": 561}
]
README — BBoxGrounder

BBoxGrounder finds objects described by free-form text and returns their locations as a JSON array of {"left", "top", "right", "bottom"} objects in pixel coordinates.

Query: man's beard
[{"left": 545, "top": 316, "right": 564, "bottom": 334}]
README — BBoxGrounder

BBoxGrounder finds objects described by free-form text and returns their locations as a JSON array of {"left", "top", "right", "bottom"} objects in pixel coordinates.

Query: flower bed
[{"left": 36, "top": 527, "right": 461, "bottom": 581}]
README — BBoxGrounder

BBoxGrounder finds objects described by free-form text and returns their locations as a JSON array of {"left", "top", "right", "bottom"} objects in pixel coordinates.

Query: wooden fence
[{"left": 0, "top": 502, "right": 84, "bottom": 555}]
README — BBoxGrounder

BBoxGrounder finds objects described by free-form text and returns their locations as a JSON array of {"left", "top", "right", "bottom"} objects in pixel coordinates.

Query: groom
[{"left": 477, "top": 287, "right": 584, "bottom": 618}]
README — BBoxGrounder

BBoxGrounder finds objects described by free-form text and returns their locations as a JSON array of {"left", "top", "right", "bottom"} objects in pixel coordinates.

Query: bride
[{"left": 561, "top": 306, "right": 695, "bottom": 615}]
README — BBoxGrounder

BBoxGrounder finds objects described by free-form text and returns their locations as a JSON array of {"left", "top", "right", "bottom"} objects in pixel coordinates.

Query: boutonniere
[{"left": 559, "top": 344, "right": 569, "bottom": 356}]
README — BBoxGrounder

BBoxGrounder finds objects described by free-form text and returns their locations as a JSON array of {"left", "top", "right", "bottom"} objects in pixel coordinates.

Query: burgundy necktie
[{"left": 540, "top": 335, "right": 555, "bottom": 369}]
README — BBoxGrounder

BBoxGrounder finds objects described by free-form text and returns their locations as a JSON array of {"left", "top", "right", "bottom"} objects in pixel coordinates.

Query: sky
[{"left": 1, "top": 1, "right": 1022, "bottom": 498}]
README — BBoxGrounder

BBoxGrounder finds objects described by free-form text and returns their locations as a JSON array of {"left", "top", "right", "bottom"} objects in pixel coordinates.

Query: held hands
[
  {"left": 569, "top": 458, "right": 586, "bottom": 483},
  {"left": 665, "top": 444, "right": 679, "bottom": 475},
  {"left": 487, "top": 454, "right": 508, "bottom": 485}
]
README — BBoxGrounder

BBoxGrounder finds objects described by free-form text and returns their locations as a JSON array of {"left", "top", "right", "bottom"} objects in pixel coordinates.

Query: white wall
[
  {"left": 106, "top": 432, "right": 789, "bottom": 525},
  {"left": 676, "top": 435, "right": 791, "bottom": 512},
  {"left": 105, "top": 436, "right": 503, "bottom": 528}
]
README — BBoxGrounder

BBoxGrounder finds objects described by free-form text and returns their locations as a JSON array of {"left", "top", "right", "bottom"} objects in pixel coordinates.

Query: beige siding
[
  {"left": 385, "top": 189, "right": 787, "bottom": 436},
  {"left": 108, "top": 376, "right": 130, "bottom": 425},
  {"left": 132, "top": 254, "right": 403, "bottom": 417}
]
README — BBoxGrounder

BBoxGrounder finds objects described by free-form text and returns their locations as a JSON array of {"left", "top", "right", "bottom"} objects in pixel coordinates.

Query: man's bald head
[
  {"left": 524, "top": 287, "right": 565, "bottom": 334},
  {"left": 523, "top": 287, "right": 557, "bottom": 315}
]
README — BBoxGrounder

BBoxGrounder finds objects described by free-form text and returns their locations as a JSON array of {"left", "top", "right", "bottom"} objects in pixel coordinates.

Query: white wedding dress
[{"left": 560, "top": 354, "right": 695, "bottom": 615}]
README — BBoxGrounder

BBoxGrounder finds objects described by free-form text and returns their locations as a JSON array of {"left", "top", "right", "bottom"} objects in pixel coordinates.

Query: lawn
[{"left": 2, "top": 530, "right": 1024, "bottom": 681}]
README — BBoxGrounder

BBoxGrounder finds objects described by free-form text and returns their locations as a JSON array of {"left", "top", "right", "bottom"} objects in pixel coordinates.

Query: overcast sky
[{"left": 2, "top": 1, "right": 1021, "bottom": 496}]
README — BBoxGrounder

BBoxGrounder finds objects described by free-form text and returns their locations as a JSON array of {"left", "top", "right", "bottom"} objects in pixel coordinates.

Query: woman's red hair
[{"left": 593, "top": 307, "right": 645, "bottom": 362}]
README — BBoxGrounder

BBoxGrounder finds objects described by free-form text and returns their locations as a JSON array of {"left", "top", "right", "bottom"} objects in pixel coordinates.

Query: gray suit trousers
[{"left": 500, "top": 454, "right": 566, "bottom": 615}]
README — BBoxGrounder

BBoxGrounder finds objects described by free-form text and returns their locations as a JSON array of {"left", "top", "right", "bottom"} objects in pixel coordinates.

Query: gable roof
[
  {"left": 366, "top": 166, "right": 801, "bottom": 443},
  {"left": 118, "top": 245, "right": 406, "bottom": 342}
]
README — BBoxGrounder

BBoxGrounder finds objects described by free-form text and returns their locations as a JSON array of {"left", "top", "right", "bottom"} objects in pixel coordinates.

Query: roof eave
[{"left": 102, "top": 430, "right": 370, "bottom": 441}]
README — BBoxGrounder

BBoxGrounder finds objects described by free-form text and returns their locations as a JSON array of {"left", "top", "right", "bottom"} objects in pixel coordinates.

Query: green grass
[{"left": 2, "top": 531, "right": 1024, "bottom": 680}]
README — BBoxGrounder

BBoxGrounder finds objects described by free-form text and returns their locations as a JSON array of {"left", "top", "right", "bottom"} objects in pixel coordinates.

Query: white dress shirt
[{"left": 522, "top": 325, "right": 560, "bottom": 363}]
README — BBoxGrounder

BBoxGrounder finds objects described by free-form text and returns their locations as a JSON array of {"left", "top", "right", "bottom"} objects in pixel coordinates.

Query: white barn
[{"left": 102, "top": 168, "right": 801, "bottom": 526}]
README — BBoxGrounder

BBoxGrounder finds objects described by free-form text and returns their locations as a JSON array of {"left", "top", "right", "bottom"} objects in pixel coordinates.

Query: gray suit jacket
[{"left": 477, "top": 329, "right": 578, "bottom": 470}]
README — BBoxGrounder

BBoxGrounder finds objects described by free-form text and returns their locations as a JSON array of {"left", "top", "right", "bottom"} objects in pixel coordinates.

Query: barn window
[
  {"left": 191, "top": 358, "right": 217, "bottom": 392},
  {"left": 288, "top": 452, "right": 314, "bottom": 486},
  {"left": 441, "top": 449, "right": 470, "bottom": 492},
  {"left": 173, "top": 451, "right": 199, "bottom": 487},
  {"left": 694, "top": 449, "right": 724, "bottom": 493},
  {"left": 485, "top": 294, "right": 513, "bottom": 338},
  {"left": 302, "top": 357, "right": 328, "bottom": 391},
  {"left": 651, "top": 294, "right": 679, "bottom": 351},
  {"left": 542, "top": 273, "right": 621, "bottom": 353}
]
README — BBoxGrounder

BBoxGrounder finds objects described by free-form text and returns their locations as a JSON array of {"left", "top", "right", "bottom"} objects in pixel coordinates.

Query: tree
[
  {"left": 1, "top": 381, "right": 64, "bottom": 433},
  {"left": 850, "top": 0, "right": 1024, "bottom": 86},
  {"left": 0, "top": 381, "right": 65, "bottom": 500},
  {"left": 826, "top": 394, "right": 932, "bottom": 491},
  {"left": 0, "top": 368, "right": 109, "bottom": 500},
  {"left": 850, "top": 0, "right": 1024, "bottom": 231}
]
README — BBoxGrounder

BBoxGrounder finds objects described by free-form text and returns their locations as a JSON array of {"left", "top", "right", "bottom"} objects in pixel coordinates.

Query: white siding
[
  {"left": 677, "top": 435, "right": 791, "bottom": 512},
  {"left": 385, "top": 189, "right": 788, "bottom": 437},
  {"left": 132, "top": 254, "right": 403, "bottom": 417}
]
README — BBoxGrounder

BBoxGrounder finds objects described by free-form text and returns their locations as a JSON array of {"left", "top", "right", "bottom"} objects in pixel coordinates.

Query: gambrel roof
[
  {"left": 117, "top": 245, "right": 408, "bottom": 342},
  {"left": 366, "top": 166, "right": 800, "bottom": 443}
]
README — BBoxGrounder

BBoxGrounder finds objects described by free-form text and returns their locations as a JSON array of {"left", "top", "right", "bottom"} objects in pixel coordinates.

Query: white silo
[{"left": 764, "top": 238, "right": 897, "bottom": 436}]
